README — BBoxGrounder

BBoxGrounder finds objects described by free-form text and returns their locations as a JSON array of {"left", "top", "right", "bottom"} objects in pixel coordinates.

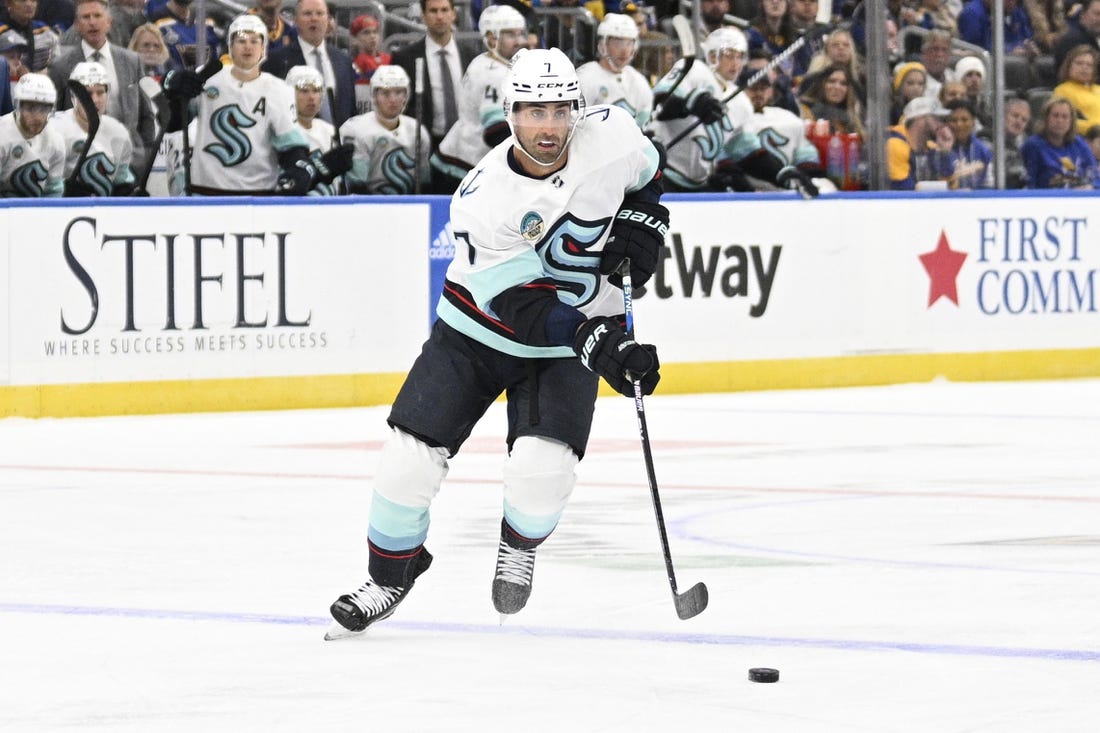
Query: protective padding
[
  {"left": 501, "top": 436, "right": 579, "bottom": 540},
  {"left": 374, "top": 427, "right": 450, "bottom": 509}
]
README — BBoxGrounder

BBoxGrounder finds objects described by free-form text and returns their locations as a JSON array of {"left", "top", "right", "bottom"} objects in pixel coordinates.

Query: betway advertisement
[{"left": 5, "top": 200, "right": 431, "bottom": 387}]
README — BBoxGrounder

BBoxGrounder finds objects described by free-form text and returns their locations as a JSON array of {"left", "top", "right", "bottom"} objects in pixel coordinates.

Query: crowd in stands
[{"left": 3, "top": 0, "right": 1100, "bottom": 196}]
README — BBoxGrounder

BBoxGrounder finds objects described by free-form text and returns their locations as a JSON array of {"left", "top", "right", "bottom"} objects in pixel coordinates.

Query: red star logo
[{"left": 918, "top": 230, "right": 967, "bottom": 307}]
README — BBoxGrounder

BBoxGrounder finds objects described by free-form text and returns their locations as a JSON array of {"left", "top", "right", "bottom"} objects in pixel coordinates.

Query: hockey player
[
  {"left": 54, "top": 61, "right": 137, "bottom": 197},
  {"left": 160, "top": 14, "right": 331, "bottom": 196},
  {"left": 326, "top": 48, "right": 668, "bottom": 639},
  {"left": 429, "top": 4, "right": 528, "bottom": 193},
  {"left": 285, "top": 65, "right": 354, "bottom": 196},
  {"left": 648, "top": 27, "right": 813, "bottom": 193},
  {"left": 339, "top": 64, "right": 431, "bottom": 195},
  {"left": 0, "top": 73, "right": 65, "bottom": 197},
  {"left": 577, "top": 13, "right": 654, "bottom": 128}
]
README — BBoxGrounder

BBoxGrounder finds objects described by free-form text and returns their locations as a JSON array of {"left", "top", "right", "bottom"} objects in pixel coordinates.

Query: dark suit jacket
[
  {"left": 48, "top": 43, "right": 157, "bottom": 176},
  {"left": 391, "top": 35, "right": 479, "bottom": 145},
  {"left": 262, "top": 40, "right": 355, "bottom": 128}
]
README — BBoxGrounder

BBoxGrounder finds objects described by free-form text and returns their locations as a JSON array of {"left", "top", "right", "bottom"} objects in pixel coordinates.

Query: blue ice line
[{"left": 1, "top": 602, "right": 1097, "bottom": 663}]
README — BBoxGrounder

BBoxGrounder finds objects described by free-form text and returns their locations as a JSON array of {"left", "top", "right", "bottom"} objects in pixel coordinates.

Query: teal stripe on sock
[{"left": 368, "top": 491, "right": 429, "bottom": 551}]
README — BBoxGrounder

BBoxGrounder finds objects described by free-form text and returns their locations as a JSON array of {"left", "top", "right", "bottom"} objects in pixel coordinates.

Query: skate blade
[{"left": 323, "top": 621, "right": 367, "bottom": 641}]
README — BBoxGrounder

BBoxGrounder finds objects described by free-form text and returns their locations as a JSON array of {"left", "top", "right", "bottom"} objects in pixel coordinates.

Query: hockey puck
[{"left": 748, "top": 667, "right": 779, "bottom": 683}]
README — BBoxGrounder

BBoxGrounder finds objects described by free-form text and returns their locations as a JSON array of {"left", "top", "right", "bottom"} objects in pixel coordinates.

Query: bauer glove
[
  {"left": 312, "top": 142, "right": 354, "bottom": 184},
  {"left": 689, "top": 92, "right": 726, "bottom": 126},
  {"left": 574, "top": 317, "right": 660, "bottom": 398},
  {"left": 162, "top": 69, "right": 205, "bottom": 101},
  {"left": 600, "top": 200, "right": 669, "bottom": 288},
  {"left": 777, "top": 165, "right": 820, "bottom": 198},
  {"left": 276, "top": 157, "right": 319, "bottom": 195}
]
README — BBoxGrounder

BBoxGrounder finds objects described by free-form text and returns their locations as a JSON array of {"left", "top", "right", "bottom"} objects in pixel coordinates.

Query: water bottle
[
  {"left": 844, "top": 134, "right": 861, "bottom": 191},
  {"left": 826, "top": 134, "right": 844, "bottom": 187}
]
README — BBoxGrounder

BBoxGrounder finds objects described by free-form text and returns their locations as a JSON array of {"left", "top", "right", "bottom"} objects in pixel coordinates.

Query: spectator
[
  {"left": 939, "top": 79, "right": 966, "bottom": 105},
  {"left": 430, "top": 4, "right": 526, "bottom": 192},
  {"left": 0, "top": 72, "right": 65, "bottom": 196},
  {"left": 700, "top": 0, "right": 731, "bottom": 37},
  {"left": 944, "top": 98, "right": 992, "bottom": 188},
  {"left": 249, "top": 0, "right": 297, "bottom": 54},
  {"left": 958, "top": 0, "right": 1037, "bottom": 55},
  {"left": 953, "top": 55, "right": 992, "bottom": 128},
  {"left": 1025, "top": 0, "right": 1067, "bottom": 52},
  {"left": 899, "top": 0, "right": 957, "bottom": 36},
  {"left": 917, "top": 29, "right": 953, "bottom": 100},
  {"left": 799, "top": 62, "right": 866, "bottom": 136},
  {"left": 804, "top": 28, "right": 866, "bottom": 101},
  {"left": 340, "top": 64, "right": 431, "bottom": 194},
  {"left": 747, "top": 0, "right": 800, "bottom": 84},
  {"left": 54, "top": 61, "right": 135, "bottom": 195},
  {"left": 633, "top": 27, "right": 674, "bottom": 85},
  {"left": 890, "top": 60, "right": 926, "bottom": 124},
  {"left": 1086, "top": 123, "right": 1100, "bottom": 162},
  {"left": 578, "top": 12, "right": 653, "bottom": 127},
  {"left": 152, "top": 0, "right": 223, "bottom": 69},
  {"left": 284, "top": 65, "right": 353, "bottom": 196},
  {"left": 49, "top": 0, "right": 154, "bottom": 176},
  {"left": 0, "top": 27, "right": 28, "bottom": 85},
  {"left": 978, "top": 95, "right": 1030, "bottom": 187},
  {"left": 390, "top": 0, "right": 478, "bottom": 191},
  {"left": 128, "top": 22, "right": 169, "bottom": 79},
  {"left": 349, "top": 13, "right": 388, "bottom": 82},
  {"left": 886, "top": 95, "right": 953, "bottom": 189},
  {"left": 1053, "top": 44, "right": 1100, "bottom": 134},
  {"left": 1052, "top": 0, "right": 1100, "bottom": 69},
  {"left": 1021, "top": 95, "right": 1100, "bottom": 187},
  {"left": 745, "top": 47, "right": 800, "bottom": 114},
  {"left": 262, "top": 0, "right": 354, "bottom": 128},
  {"left": 1, "top": 0, "right": 58, "bottom": 70}
]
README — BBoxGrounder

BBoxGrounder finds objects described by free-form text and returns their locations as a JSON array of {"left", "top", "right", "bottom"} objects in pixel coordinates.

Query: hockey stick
[
  {"left": 134, "top": 76, "right": 171, "bottom": 195},
  {"left": 65, "top": 80, "right": 101, "bottom": 190},
  {"left": 180, "top": 58, "right": 224, "bottom": 196},
  {"left": 620, "top": 259, "right": 709, "bottom": 621},
  {"left": 650, "top": 15, "right": 696, "bottom": 122},
  {"left": 414, "top": 57, "right": 424, "bottom": 195},
  {"left": 326, "top": 86, "right": 347, "bottom": 194}
]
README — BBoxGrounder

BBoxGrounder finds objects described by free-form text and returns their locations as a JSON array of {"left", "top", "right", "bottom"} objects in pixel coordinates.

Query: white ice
[{"left": 2, "top": 378, "right": 1099, "bottom": 732}]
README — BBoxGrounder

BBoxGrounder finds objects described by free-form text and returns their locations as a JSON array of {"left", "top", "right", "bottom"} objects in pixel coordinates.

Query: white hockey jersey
[
  {"left": 742, "top": 105, "right": 820, "bottom": 169},
  {"left": 189, "top": 68, "right": 310, "bottom": 193},
  {"left": 576, "top": 61, "right": 654, "bottom": 128},
  {"left": 53, "top": 109, "right": 135, "bottom": 195},
  {"left": 339, "top": 112, "right": 431, "bottom": 194},
  {"left": 434, "top": 51, "right": 511, "bottom": 175},
  {"left": 647, "top": 59, "right": 759, "bottom": 190},
  {"left": 0, "top": 113, "right": 65, "bottom": 197},
  {"left": 439, "top": 105, "right": 662, "bottom": 359},
  {"left": 297, "top": 118, "right": 335, "bottom": 154}
]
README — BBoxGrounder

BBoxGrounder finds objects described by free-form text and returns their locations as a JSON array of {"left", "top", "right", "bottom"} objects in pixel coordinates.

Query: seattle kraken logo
[
  {"left": 377, "top": 148, "right": 417, "bottom": 194},
  {"left": 535, "top": 214, "right": 609, "bottom": 307},
  {"left": 695, "top": 116, "right": 733, "bottom": 162},
  {"left": 757, "top": 127, "right": 792, "bottom": 165},
  {"left": 10, "top": 160, "right": 48, "bottom": 196},
  {"left": 203, "top": 105, "right": 257, "bottom": 166},
  {"left": 77, "top": 152, "right": 116, "bottom": 197}
]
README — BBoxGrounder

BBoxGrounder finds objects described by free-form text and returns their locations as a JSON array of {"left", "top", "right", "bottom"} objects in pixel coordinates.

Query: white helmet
[
  {"left": 286, "top": 64, "right": 324, "bottom": 90},
  {"left": 70, "top": 60, "right": 110, "bottom": 90},
  {"left": 371, "top": 64, "right": 410, "bottom": 92},
  {"left": 704, "top": 27, "right": 748, "bottom": 67},
  {"left": 13, "top": 73, "right": 57, "bottom": 106},
  {"left": 597, "top": 13, "right": 639, "bottom": 40},
  {"left": 504, "top": 48, "right": 584, "bottom": 167},
  {"left": 480, "top": 5, "right": 526, "bottom": 48},
  {"left": 229, "top": 14, "right": 268, "bottom": 54}
]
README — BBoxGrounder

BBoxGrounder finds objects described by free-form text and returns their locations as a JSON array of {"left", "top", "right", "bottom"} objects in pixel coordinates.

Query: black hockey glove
[
  {"left": 655, "top": 94, "right": 690, "bottom": 121},
  {"left": 708, "top": 160, "right": 755, "bottom": 192},
  {"left": 162, "top": 69, "right": 205, "bottom": 101},
  {"left": 313, "top": 142, "right": 354, "bottom": 184},
  {"left": 573, "top": 317, "right": 660, "bottom": 398},
  {"left": 689, "top": 92, "right": 726, "bottom": 125},
  {"left": 776, "top": 165, "right": 820, "bottom": 198},
  {"left": 600, "top": 200, "right": 669, "bottom": 288},
  {"left": 276, "top": 156, "right": 319, "bottom": 195}
]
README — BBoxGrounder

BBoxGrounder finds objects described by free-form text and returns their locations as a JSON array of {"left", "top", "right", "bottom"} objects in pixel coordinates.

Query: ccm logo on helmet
[{"left": 616, "top": 208, "right": 669, "bottom": 237}]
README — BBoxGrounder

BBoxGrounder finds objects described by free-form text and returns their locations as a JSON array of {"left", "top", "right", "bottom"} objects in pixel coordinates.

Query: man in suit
[
  {"left": 47, "top": 0, "right": 155, "bottom": 177},
  {"left": 262, "top": 0, "right": 353, "bottom": 128}
]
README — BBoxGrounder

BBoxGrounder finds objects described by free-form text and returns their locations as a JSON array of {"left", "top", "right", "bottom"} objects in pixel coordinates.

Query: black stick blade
[{"left": 674, "top": 582, "right": 708, "bottom": 620}]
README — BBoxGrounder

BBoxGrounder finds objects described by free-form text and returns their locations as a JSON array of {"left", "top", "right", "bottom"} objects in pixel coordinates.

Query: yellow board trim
[{"left": 4, "top": 347, "right": 1100, "bottom": 418}]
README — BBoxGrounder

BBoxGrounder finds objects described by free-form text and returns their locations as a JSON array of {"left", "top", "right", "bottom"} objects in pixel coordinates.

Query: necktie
[
  {"left": 313, "top": 48, "right": 333, "bottom": 122},
  {"left": 437, "top": 49, "right": 458, "bottom": 131},
  {"left": 90, "top": 50, "right": 102, "bottom": 62}
]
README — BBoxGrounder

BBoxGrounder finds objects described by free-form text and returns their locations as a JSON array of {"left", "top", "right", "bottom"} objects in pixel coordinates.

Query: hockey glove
[
  {"left": 655, "top": 94, "right": 690, "bottom": 121},
  {"left": 276, "top": 157, "right": 319, "bottom": 195},
  {"left": 600, "top": 200, "right": 669, "bottom": 288},
  {"left": 777, "top": 165, "right": 820, "bottom": 198},
  {"left": 689, "top": 92, "right": 726, "bottom": 126},
  {"left": 313, "top": 142, "right": 355, "bottom": 184},
  {"left": 708, "top": 160, "right": 755, "bottom": 192},
  {"left": 574, "top": 317, "right": 660, "bottom": 398},
  {"left": 162, "top": 69, "right": 205, "bottom": 101}
]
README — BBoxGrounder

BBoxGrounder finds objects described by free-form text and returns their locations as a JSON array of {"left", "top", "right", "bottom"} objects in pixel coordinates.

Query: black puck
[{"left": 748, "top": 667, "right": 779, "bottom": 683}]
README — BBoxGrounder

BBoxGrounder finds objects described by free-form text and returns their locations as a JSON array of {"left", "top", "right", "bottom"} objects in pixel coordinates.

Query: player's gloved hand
[
  {"left": 313, "top": 142, "right": 354, "bottom": 183},
  {"left": 128, "top": 187, "right": 151, "bottom": 197},
  {"left": 573, "top": 317, "right": 660, "bottom": 398},
  {"left": 276, "top": 157, "right": 319, "bottom": 195},
  {"left": 600, "top": 200, "right": 669, "bottom": 288},
  {"left": 689, "top": 92, "right": 726, "bottom": 125},
  {"left": 162, "top": 69, "right": 205, "bottom": 101},
  {"left": 708, "top": 160, "right": 754, "bottom": 192},
  {"left": 64, "top": 178, "right": 98, "bottom": 197},
  {"left": 655, "top": 94, "right": 690, "bottom": 120},
  {"left": 777, "top": 165, "right": 820, "bottom": 198}
]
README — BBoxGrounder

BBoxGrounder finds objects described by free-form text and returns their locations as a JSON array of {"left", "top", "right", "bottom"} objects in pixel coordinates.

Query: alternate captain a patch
[{"left": 520, "top": 211, "right": 544, "bottom": 241}]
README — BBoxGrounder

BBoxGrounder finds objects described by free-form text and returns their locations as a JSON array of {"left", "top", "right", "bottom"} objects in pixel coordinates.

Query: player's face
[
  {"left": 711, "top": 48, "right": 744, "bottom": 82},
  {"left": 230, "top": 32, "right": 264, "bottom": 70},
  {"left": 295, "top": 85, "right": 322, "bottom": 119},
  {"left": 85, "top": 83, "right": 108, "bottom": 114},
  {"left": 512, "top": 101, "right": 573, "bottom": 168},
  {"left": 495, "top": 28, "right": 527, "bottom": 61},
  {"left": 373, "top": 86, "right": 408, "bottom": 120},
  {"left": 745, "top": 81, "right": 771, "bottom": 112},
  {"left": 600, "top": 36, "right": 636, "bottom": 71},
  {"left": 16, "top": 101, "right": 51, "bottom": 138}
]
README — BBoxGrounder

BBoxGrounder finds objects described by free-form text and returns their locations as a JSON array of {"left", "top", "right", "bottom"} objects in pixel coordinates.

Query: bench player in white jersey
[
  {"left": 285, "top": 65, "right": 354, "bottom": 196},
  {"left": 0, "top": 73, "right": 65, "bottom": 197},
  {"left": 429, "top": 4, "right": 528, "bottom": 193},
  {"left": 160, "top": 14, "right": 320, "bottom": 196},
  {"left": 53, "top": 62, "right": 136, "bottom": 197},
  {"left": 339, "top": 64, "right": 431, "bottom": 194},
  {"left": 326, "top": 48, "right": 669, "bottom": 638},
  {"left": 648, "top": 27, "right": 811, "bottom": 193},
  {"left": 577, "top": 13, "right": 654, "bottom": 128}
]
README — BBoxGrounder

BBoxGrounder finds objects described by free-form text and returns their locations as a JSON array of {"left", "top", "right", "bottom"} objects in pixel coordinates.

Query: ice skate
[
  {"left": 325, "top": 549, "right": 432, "bottom": 640},
  {"left": 492, "top": 538, "right": 537, "bottom": 618}
]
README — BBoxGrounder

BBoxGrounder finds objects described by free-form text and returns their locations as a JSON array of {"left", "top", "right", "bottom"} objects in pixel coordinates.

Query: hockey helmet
[
  {"left": 371, "top": 64, "right": 410, "bottom": 92},
  {"left": 70, "top": 60, "right": 111, "bottom": 90},
  {"left": 704, "top": 27, "right": 748, "bottom": 68},
  {"left": 286, "top": 64, "right": 324, "bottom": 90},
  {"left": 503, "top": 48, "right": 585, "bottom": 167},
  {"left": 229, "top": 14, "right": 268, "bottom": 57},
  {"left": 597, "top": 12, "right": 638, "bottom": 40},
  {"left": 13, "top": 72, "right": 57, "bottom": 107}
]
